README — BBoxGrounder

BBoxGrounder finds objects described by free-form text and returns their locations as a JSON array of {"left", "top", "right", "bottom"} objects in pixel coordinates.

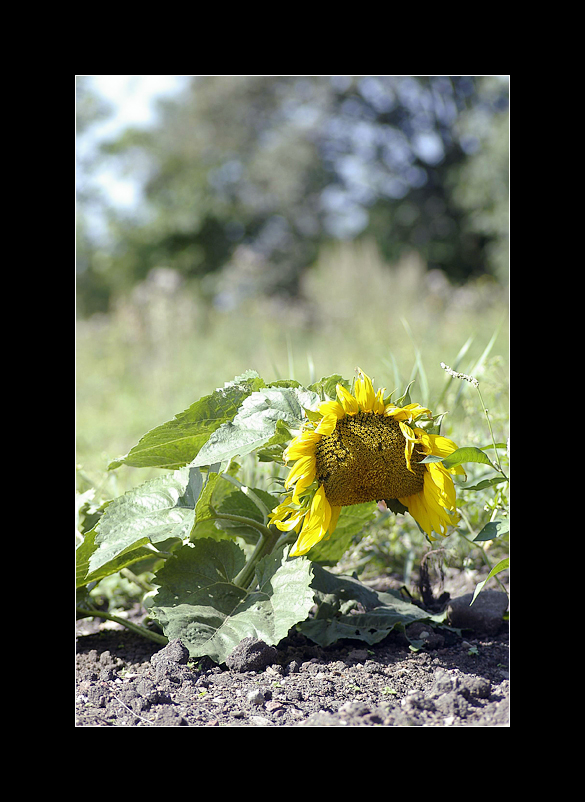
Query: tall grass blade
[{"left": 401, "top": 318, "right": 429, "bottom": 406}]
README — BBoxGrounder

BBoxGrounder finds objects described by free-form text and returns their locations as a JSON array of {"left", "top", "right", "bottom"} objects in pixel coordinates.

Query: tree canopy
[{"left": 77, "top": 76, "right": 508, "bottom": 317}]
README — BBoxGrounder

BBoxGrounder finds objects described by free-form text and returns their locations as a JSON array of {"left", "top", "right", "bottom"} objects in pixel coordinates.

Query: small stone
[
  {"left": 247, "top": 689, "right": 266, "bottom": 706},
  {"left": 248, "top": 715, "right": 274, "bottom": 726}
]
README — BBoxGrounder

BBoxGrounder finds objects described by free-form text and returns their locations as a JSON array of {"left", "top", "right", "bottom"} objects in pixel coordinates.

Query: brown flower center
[{"left": 315, "top": 411, "right": 425, "bottom": 506}]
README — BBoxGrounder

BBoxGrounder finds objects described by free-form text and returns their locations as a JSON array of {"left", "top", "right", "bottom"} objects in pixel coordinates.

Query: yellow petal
[
  {"left": 428, "top": 462, "right": 458, "bottom": 509},
  {"left": 425, "top": 433, "right": 458, "bottom": 458},
  {"left": 420, "top": 432, "right": 466, "bottom": 477},
  {"left": 399, "top": 467, "right": 459, "bottom": 539},
  {"left": 399, "top": 490, "right": 436, "bottom": 540},
  {"left": 315, "top": 413, "right": 338, "bottom": 435},
  {"left": 268, "top": 494, "right": 294, "bottom": 520},
  {"left": 284, "top": 454, "right": 316, "bottom": 492},
  {"left": 384, "top": 404, "right": 408, "bottom": 420},
  {"left": 399, "top": 421, "right": 418, "bottom": 472},
  {"left": 373, "top": 388, "right": 386, "bottom": 415},
  {"left": 290, "top": 485, "right": 332, "bottom": 556},
  {"left": 336, "top": 383, "right": 359, "bottom": 415},
  {"left": 385, "top": 403, "right": 430, "bottom": 422},
  {"left": 355, "top": 369, "right": 375, "bottom": 411},
  {"left": 273, "top": 509, "right": 305, "bottom": 532},
  {"left": 284, "top": 430, "right": 321, "bottom": 462},
  {"left": 318, "top": 399, "right": 345, "bottom": 420},
  {"left": 402, "top": 402, "right": 431, "bottom": 420},
  {"left": 329, "top": 504, "right": 342, "bottom": 534}
]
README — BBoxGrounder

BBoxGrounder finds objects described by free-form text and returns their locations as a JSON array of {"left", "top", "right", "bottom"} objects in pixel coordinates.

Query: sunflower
[{"left": 270, "top": 368, "right": 464, "bottom": 556}]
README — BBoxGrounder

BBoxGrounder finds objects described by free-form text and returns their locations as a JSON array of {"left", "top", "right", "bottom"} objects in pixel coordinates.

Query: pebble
[{"left": 246, "top": 689, "right": 266, "bottom": 706}]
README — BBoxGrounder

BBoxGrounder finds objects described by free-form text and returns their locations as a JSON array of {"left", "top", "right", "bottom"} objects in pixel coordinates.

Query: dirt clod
[{"left": 225, "top": 637, "right": 279, "bottom": 673}]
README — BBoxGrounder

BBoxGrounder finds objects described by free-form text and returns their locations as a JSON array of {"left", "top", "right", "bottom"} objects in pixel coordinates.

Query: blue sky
[{"left": 78, "top": 75, "right": 188, "bottom": 209}]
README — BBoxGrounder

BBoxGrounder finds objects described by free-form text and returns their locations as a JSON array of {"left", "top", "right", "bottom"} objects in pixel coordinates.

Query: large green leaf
[
  {"left": 149, "top": 540, "right": 314, "bottom": 663},
  {"left": 76, "top": 467, "right": 211, "bottom": 587},
  {"left": 191, "top": 386, "right": 320, "bottom": 467},
  {"left": 108, "top": 371, "right": 266, "bottom": 470},
  {"left": 76, "top": 525, "right": 156, "bottom": 588},
  {"left": 188, "top": 475, "right": 279, "bottom": 544},
  {"left": 300, "top": 564, "right": 437, "bottom": 647}
]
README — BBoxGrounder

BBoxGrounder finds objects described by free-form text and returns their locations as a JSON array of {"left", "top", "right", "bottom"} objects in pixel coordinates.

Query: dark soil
[{"left": 76, "top": 570, "right": 509, "bottom": 727}]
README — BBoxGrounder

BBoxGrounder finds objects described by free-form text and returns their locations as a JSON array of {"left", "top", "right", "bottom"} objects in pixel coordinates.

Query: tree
[{"left": 77, "top": 76, "right": 509, "bottom": 314}]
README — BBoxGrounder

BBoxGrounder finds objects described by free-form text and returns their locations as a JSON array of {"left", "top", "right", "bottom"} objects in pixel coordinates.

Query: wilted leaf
[{"left": 300, "top": 564, "right": 439, "bottom": 647}]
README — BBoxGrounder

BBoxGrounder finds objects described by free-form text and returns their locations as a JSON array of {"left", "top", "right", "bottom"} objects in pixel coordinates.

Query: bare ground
[{"left": 75, "top": 567, "right": 509, "bottom": 727}]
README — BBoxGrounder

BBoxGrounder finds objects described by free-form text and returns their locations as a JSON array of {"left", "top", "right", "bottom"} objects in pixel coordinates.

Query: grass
[{"left": 76, "top": 240, "right": 508, "bottom": 588}]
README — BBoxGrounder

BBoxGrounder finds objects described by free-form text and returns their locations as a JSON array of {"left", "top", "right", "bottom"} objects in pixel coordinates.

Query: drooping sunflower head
[{"left": 270, "top": 368, "right": 463, "bottom": 556}]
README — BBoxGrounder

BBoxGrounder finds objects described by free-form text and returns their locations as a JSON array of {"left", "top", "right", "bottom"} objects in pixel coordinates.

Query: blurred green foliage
[
  {"left": 76, "top": 239, "right": 508, "bottom": 485},
  {"left": 76, "top": 76, "right": 508, "bottom": 316}
]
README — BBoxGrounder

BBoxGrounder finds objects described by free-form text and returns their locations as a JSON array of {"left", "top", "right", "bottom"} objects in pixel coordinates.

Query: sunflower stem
[
  {"left": 121, "top": 567, "right": 156, "bottom": 594},
  {"left": 233, "top": 526, "right": 281, "bottom": 590},
  {"left": 218, "top": 473, "right": 271, "bottom": 522},
  {"left": 208, "top": 511, "right": 273, "bottom": 540}
]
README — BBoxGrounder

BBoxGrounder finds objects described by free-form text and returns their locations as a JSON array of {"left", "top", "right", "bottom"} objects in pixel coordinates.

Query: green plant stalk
[
  {"left": 121, "top": 567, "right": 155, "bottom": 594},
  {"left": 208, "top": 508, "right": 282, "bottom": 589},
  {"left": 76, "top": 606, "right": 168, "bottom": 645},
  {"left": 219, "top": 473, "right": 271, "bottom": 522},
  {"left": 233, "top": 525, "right": 282, "bottom": 590},
  {"left": 475, "top": 384, "right": 508, "bottom": 480},
  {"left": 211, "top": 511, "right": 273, "bottom": 540}
]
